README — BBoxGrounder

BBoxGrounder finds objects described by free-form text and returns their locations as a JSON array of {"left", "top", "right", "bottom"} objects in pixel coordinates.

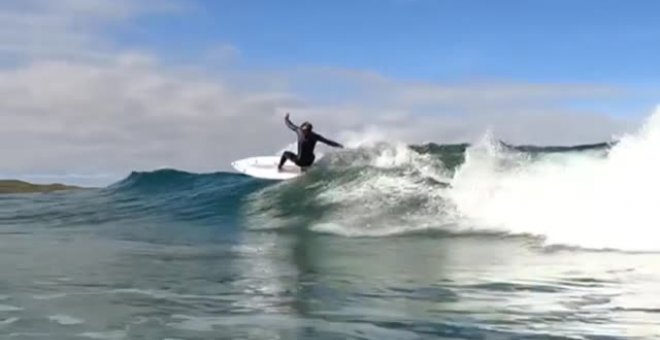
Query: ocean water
[{"left": 2, "top": 115, "right": 660, "bottom": 339}]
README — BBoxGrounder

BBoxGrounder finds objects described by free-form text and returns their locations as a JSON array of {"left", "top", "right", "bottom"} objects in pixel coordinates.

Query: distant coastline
[{"left": 0, "top": 180, "right": 83, "bottom": 194}]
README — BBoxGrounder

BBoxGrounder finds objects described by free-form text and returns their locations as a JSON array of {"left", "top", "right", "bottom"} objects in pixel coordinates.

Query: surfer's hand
[{"left": 285, "top": 112, "right": 290, "bottom": 119}]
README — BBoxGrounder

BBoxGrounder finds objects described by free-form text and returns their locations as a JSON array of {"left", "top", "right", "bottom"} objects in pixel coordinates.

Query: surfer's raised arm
[
  {"left": 284, "top": 113, "right": 298, "bottom": 131},
  {"left": 317, "top": 134, "right": 344, "bottom": 148}
]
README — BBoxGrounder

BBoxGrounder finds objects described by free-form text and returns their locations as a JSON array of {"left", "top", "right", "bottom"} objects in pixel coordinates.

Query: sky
[{"left": 0, "top": 0, "right": 658, "bottom": 185}]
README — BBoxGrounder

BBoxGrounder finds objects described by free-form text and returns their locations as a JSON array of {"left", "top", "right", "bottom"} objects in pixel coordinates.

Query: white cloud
[
  {"left": 204, "top": 44, "right": 242, "bottom": 66},
  {"left": 0, "top": 55, "right": 300, "bottom": 175},
  {"left": 0, "top": 0, "right": 181, "bottom": 61},
  {"left": 280, "top": 68, "right": 636, "bottom": 145},
  {"left": 395, "top": 82, "right": 621, "bottom": 108}
]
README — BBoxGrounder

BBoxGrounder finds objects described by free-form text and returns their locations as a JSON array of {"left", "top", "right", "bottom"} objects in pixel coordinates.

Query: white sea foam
[
  {"left": 449, "top": 108, "right": 660, "bottom": 251},
  {"left": 308, "top": 139, "right": 453, "bottom": 236},
  {"left": 78, "top": 331, "right": 126, "bottom": 340},
  {"left": 112, "top": 288, "right": 231, "bottom": 302},
  {"left": 48, "top": 314, "right": 84, "bottom": 325},
  {"left": 0, "top": 317, "right": 19, "bottom": 326},
  {"left": 0, "top": 305, "right": 22, "bottom": 312},
  {"left": 32, "top": 293, "right": 68, "bottom": 300}
]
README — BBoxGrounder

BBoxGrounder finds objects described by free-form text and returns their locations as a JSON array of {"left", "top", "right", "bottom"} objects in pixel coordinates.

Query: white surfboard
[{"left": 231, "top": 156, "right": 303, "bottom": 180}]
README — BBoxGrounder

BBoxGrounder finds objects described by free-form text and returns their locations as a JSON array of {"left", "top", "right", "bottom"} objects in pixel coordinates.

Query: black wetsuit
[{"left": 279, "top": 117, "right": 342, "bottom": 169}]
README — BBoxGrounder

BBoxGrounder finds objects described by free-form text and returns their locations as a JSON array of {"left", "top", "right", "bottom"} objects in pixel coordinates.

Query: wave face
[
  {"left": 241, "top": 139, "right": 615, "bottom": 242},
  {"left": 7, "top": 110, "right": 660, "bottom": 252}
]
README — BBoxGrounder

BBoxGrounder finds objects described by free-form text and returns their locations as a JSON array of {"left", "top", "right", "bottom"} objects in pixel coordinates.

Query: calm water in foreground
[{"left": 0, "top": 213, "right": 659, "bottom": 339}]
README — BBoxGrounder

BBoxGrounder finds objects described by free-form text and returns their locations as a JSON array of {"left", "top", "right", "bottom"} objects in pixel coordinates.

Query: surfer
[{"left": 278, "top": 113, "right": 344, "bottom": 171}]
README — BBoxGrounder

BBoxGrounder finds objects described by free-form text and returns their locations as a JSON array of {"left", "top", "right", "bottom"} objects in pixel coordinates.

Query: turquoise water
[{"left": 1, "top": 142, "right": 659, "bottom": 339}]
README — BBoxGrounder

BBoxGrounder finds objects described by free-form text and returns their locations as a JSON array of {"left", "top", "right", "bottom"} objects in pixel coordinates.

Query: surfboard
[{"left": 231, "top": 156, "right": 303, "bottom": 180}]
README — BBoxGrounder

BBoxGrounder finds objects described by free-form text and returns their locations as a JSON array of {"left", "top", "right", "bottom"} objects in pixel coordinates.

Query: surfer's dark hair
[{"left": 301, "top": 122, "right": 313, "bottom": 130}]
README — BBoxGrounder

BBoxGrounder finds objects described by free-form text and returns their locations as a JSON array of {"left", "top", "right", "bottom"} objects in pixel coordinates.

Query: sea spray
[{"left": 449, "top": 109, "right": 660, "bottom": 251}]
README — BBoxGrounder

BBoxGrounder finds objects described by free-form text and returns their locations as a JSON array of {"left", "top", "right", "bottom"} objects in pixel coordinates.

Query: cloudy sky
[{"left": 0, "top": 0, "right": 658, "bottom": 185}]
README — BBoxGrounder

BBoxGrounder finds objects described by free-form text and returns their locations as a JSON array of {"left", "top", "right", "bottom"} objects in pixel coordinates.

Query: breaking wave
[
  {"left": 9, "top": 109, "right": 660, "bottom": 252},
  {"left": 244, "top": 109, "right": 660, "bottom": 252}
]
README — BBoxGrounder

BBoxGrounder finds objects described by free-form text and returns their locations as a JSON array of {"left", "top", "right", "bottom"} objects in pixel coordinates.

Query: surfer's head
[{"left": 301, "top": 121, "right": 313, "bottom": 134}]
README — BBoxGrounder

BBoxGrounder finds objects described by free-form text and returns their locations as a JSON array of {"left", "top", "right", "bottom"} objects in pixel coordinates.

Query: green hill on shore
[{"left": 0, "top": 180, "right": 83, "bottom": 194}]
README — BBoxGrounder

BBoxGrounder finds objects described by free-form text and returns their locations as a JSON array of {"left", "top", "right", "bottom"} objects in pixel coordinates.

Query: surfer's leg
[
  {"left": 278, "top": 151, "right": 298, "bottom": 170},
  {"left": 299, "top": 154, "right": 315, "bottom": 167},
  {"left": 298, "top": 154, "right": 315, "bottom": 172}
]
